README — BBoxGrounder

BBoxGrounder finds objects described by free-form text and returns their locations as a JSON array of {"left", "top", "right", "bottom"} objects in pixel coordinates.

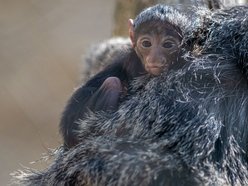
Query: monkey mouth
[
  {"left": 146, "top": 65, "right": 166, "bottom": 76},
  {"left": 148, "top": 65, "right": 167, "bottom": 72},
  {"left": 147, "top": 65, "right": 165, "bottom": 69}
]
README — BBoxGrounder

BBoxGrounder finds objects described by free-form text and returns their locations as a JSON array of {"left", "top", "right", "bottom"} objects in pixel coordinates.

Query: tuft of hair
[{"left": 133, "top": 4, "right": 191, "bottom": 35}]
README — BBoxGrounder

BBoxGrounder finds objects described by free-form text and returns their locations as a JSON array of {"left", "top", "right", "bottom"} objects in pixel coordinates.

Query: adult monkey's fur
[{"left": 13, "top": 4, "right": 248, "bottom": 186}]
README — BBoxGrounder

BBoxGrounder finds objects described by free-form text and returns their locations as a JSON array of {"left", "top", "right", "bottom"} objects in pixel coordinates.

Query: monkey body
[
  {"left": 13, "top": 4, "right": 248, "bottom": 186},
  {"left": 60, "top": 48, "right": 146, "bottom": 147},
  {"left": 60, "top": 4, "right": 186, "bottom": 148}
]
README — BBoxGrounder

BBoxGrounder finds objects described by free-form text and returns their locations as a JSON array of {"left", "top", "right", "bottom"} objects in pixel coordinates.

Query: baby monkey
[{"left": 60, "top": 4, "right": 186, "bottom": 148}]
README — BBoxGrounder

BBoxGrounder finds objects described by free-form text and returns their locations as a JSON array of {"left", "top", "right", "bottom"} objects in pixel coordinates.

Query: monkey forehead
[
  {"left": 135, "top": 20, "right": 183, "bottom": 39},
  {"left": 133, "top": 4, "right": 189, "bottom": 34}
]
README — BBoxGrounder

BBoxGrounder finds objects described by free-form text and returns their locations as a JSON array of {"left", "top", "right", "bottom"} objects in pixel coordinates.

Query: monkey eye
[
  {"left": 163, "top": 42, "right": 175, "bottom": 49},
  {"left": 141, "top": 40, "right": 152, "bottom": 48}
]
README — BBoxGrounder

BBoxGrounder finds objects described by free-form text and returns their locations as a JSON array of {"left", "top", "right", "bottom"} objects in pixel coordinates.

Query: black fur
[{"left": 82, "top": 37, "right": 131, "bottom": 82}]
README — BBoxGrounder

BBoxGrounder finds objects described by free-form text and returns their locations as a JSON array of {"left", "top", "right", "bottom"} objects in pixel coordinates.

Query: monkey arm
[{"left": 60, "top": 60, "right": 127, "bottom": 148}]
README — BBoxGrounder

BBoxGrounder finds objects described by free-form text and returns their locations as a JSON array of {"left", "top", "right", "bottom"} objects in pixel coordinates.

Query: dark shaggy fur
[
  {"left": 13, "top": 4, "right": 248, "bottom": 186},
  {"left": 82, "top": 37, "right": 131, "bottom": 82}
]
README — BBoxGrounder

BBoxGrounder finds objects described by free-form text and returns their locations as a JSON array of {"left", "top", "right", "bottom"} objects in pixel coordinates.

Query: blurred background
[
  {"left": 0, "top": 0, "right": 247, "bottom": 185},
  {"left": 0, "top": 0, "right": 116, "bottom": 185}
]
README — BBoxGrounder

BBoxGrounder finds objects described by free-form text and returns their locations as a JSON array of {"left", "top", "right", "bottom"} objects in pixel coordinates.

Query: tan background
[{"left": 0, "top": 0, "right": 116, "bottom": 185}]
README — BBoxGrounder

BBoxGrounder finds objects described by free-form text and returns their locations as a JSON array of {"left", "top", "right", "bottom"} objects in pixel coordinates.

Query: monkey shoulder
[{"left": 82, "top": 37, "right": 131, "bottom": 81}]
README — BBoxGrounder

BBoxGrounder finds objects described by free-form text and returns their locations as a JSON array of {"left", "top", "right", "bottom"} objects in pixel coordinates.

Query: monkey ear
[{"left": 128, "top": 19, "right": 135, "bottom": 48}]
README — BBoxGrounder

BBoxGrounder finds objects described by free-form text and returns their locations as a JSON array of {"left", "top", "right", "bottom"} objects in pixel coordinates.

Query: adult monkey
[{"left": 60, "top": 4, "right": 187, "bottom": 148}]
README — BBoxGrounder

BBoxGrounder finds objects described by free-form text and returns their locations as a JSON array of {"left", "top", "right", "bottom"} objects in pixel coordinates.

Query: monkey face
[
  {"left": 135, "top": 33, "right": 181, "bottom": 76},
  {"left": 129, "top": 19, "right": 183, "bottom": 76}
]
